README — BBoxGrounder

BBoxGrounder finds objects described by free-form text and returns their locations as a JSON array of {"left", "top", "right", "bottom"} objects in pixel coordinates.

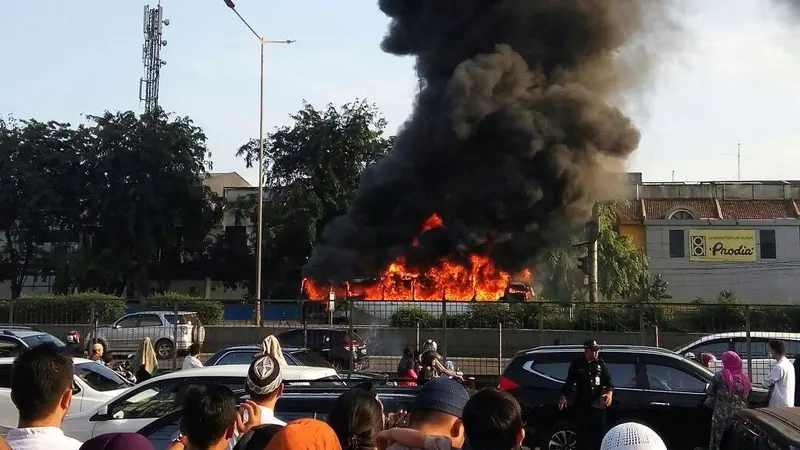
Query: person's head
[
  {"left": 189, "top": 343, "right": 201, "bottom": 357},
  {"left": 720, "top": 351, "right": 750, "bottom": 396},
  {"left": 770, "top": 340, "right": 786, "bottom": 359},
  {"left": 583, "top": 339, "right": 600, "bottom": 361},
  {"left": 327, "top": 389, "right": 383, "bottom": 450},
  {"left": 699, "top": 353, "right": 716, "bottom": 367},
  {"left": 79, "top": 432, "right": 155, "bottom": 450},
  {"left": 600, "top": 422, "right": 667, "bottom": 450},
  {"left": 246, "top": 354, "right": 284, "bottom": 405},
  {"left": 261, "top": 335, "right": 287, "bottom": 365},
  {"left": 11, "top": 343, "right": 74, "bottom": 425},
  {"left": 180, "top": 385, "right": 237, "bottom": 450},
  {"left": 409, "top": 378, "right": 469, "bottom": 448},
  {"left": 421, "top": 351, "right": 441, "bottom": 367},
  {"left": 102, "top": 352, "right": 114, "bottom": 366},
  {"left": 403, "top": 346, "right": 411, "bottom": 357},
  {"left": 92, "top": 343, "right": 104, "bottom": 358},
  {"left": 462, "top": 388, "right": 525, "bottom": 450},
  {"left": 265, "top": 419, "right": 342, "bottom": 450},
  {"left": 413, "top": 350, "right": 422, "bottom": 362},
  {"left": 233, "top": 424, "right": 284, "bottom": 450}
]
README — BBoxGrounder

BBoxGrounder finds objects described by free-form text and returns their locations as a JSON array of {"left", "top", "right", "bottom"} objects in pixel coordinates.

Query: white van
[{"left": 676, "top": 331, "right": 800, "bottom": 386}]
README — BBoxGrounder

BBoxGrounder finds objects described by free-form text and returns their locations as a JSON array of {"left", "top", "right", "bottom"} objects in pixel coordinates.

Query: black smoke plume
[{"left": 304, "top": 0, "right": 679, "bottom": 284}]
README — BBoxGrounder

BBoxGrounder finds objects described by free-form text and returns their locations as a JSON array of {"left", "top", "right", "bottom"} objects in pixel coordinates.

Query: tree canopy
[{"left": 0, "top": 109, "right": 220, "bottom": 298}]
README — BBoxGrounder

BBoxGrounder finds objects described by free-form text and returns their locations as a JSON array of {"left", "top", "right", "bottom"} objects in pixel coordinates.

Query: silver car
[{"left": 85, "top": 311, "right": 205, "bottom": 359}]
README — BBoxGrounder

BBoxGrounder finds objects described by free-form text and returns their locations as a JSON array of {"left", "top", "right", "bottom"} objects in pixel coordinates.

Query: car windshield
[
  {"left": 289, "top": 350, "right": 333, "bottom": 368},
  {"left": 21, "top": 333, "right": 65, "bottom": 348},
  {"left": 74, "top": 362, "right": 133, "bottom": 391},
  {"left": 164, "top": 313, "right": 200, "bottom": 325}
]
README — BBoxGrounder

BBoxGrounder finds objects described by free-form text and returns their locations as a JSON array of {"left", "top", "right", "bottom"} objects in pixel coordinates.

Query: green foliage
[
  {"left": 0, "top": 293, "right": 125, "bottom": 325},
  {"left": 235, "top": 100, "right": 393, "bottom": 298},
  {"left": 142, "top": 291, "right": 224, "bottom": 325},
  {"left": 390, "top": 307, "right": 440, "bottom": 328},
  {"left": 597, "top": 202, "right": 648, "bottom": 301}
]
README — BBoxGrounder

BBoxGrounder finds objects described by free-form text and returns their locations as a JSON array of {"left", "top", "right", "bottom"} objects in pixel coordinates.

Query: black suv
[
  {"left": 499, "top": 344, "right": 769, "bottom": 450},
  {"left": 0, "top": 326, "right": 65, "bottom": 357},
  {"left": 277, "top": 328, "right": 369, "bottom": 371}
]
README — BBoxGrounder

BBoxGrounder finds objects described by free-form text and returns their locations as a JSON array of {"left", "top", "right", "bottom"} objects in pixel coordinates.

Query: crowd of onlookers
[{"left": 0, "top": 339, "right": 683, "bottom": 450}]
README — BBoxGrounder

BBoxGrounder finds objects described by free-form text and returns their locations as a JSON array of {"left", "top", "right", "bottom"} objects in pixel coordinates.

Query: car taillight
[
  {"left": 343, "top": 337, "right": 360, "bottom": 349},
  {"left": 498, "top": 375, "right": 520, "bottom": 391}
]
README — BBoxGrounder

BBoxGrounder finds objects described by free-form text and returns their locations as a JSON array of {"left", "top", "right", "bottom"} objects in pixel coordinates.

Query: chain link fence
[{"left": 0, "top": 297, "right": 797, "bottom": 385}]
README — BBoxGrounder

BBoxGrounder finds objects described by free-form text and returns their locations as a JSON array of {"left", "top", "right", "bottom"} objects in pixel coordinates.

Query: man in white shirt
[
  {"left": 6, "top": 343, "right": 82, "bottom": 450},
  {"left": 764, "top": 340, "right": 796, "bottom": 408},
  {"left": 181, "top": 343, "right": 204, "bottom": 370},
  {"left": 228, "top": 353, "right": 286, "bottom": 449}
]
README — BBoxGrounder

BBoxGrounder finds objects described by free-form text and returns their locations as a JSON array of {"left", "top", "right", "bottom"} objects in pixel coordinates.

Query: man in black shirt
[{"left": 558, "top": 339, "right": 613, "bottom": 450}]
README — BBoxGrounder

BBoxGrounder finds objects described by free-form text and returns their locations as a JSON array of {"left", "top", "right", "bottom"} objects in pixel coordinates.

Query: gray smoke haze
[{"left": 303, "top": 0, "right": 681, "bottom": 284}]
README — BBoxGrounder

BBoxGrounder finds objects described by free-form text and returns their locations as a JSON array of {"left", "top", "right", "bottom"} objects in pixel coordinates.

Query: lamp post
[{"left": 223, "top": 0, "right": 295, "bottom": 326}]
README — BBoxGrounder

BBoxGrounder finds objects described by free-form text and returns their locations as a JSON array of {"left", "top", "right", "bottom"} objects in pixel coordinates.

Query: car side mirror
[
  {"left": 112, "top": 410, "right": 124, "bottom": 420},
  {"left": 684, "top": 352, "right": 696, "bottom": 360},
  {"left": 113, "top": 324, "right": 120, "bottom": 329}
]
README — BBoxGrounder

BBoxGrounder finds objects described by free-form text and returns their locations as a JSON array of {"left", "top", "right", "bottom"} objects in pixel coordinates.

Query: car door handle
[{"left": 649, "top": 402, "right": 670, "bottom": 406}]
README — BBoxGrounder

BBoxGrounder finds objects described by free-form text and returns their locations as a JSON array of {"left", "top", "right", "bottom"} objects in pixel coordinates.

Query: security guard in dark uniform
[{"left": 558, "top": 339, "right": 614, "bottom": 450}]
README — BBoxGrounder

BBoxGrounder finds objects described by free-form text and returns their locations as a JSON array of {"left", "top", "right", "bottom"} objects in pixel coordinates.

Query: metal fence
[{"left": 0, "top": 297, "right": 798, "bottom": 384}]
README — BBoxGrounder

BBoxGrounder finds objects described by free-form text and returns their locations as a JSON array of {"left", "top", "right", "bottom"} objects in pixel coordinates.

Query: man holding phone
[{"left": 558, "top": 340, "right": 614, "bottom": 450}]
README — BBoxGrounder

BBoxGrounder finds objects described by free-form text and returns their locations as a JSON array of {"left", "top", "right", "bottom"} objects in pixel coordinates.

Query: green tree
[
  {"left": 597, "top": 202, "right": 648, "bottom": 301},
  {"left": 642, "top": 273, "right": 672, "bottom": 302},
  {"left": 235, "top": 100, "right": 392, "bottom": 297},
  {"left": 0, "top": 118, "right": 83, "bottom": 298},
  {"left": 65, "top": 109, "right": 221, "bottom": 296}
]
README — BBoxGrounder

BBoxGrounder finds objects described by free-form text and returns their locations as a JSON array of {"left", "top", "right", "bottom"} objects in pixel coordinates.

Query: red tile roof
[
  {"left": 642, "top": 199, "right": 719, "bottom": 220},
  {"left": 612, "top": 201, "right": 641, "bottom": 222},
  {"left": 719, "top": 200, "right": 798, "bottom": 220},
  {"left": 608, "top": 198, "right": 800, "bottom": 221}
]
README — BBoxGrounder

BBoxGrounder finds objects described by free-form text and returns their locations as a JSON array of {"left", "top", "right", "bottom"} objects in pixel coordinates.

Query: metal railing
[{"left": 0, "top": 297, "right": 797, "bottom": 384}]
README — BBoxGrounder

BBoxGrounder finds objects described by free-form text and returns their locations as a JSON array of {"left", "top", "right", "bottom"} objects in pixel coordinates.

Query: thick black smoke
[{"left": 304, "top": 0, "right": 679, "bottom": 283}]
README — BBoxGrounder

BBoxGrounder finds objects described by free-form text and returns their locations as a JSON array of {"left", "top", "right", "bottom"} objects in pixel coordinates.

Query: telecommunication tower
[{"left": 139, "top": 2, "right": 169, "bottom": 113}]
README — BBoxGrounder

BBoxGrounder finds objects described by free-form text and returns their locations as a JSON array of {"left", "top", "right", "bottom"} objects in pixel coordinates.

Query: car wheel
[
  {"left": 539, "top": 420, "right": 578, "bottom": 450},
  {"left": 154, "top": 339, "right": 174, "bottom": 359}
]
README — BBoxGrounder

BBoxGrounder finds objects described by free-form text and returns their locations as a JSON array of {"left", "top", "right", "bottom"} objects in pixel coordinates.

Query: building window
[
  {"left": 669, "top": 210, "right": 695, "bottom": 220},
  {"left": 759, "top": 229, "right": 776, "bottom": 259},
  {"left": 669, "top": 230, "right": 685, "bottom": 258}
]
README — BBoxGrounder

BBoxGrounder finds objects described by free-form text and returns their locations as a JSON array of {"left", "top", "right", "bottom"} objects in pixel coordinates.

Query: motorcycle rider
[{"left": 420, "top": 340, "right": 464, "bottom": 383}]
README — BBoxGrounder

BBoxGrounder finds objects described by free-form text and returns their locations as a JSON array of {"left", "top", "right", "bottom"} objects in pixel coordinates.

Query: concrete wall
[
  {"left": 646, "top": 219, "right": 800, "bottom": 302},
  {"left": 621, "top": 180, "right": 800, "bottom": 201}
]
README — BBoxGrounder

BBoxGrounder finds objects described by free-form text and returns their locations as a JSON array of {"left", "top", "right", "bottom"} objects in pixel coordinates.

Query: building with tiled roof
[{"left": 614, "top": 174, "right": 800, "bottom": 303}]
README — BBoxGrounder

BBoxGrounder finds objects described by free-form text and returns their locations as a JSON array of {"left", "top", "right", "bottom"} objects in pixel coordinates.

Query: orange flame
[{"left": 304, "top": 214, "right": 531, "bottom": 301}]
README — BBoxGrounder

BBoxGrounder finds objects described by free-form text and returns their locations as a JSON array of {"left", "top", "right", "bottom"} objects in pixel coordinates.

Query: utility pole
[
  {"left": 139, "top": 2, "right": 169, "bottom": 112},
  {"left": 222, "top": 0, "right": 295, "bottom": 326},
  {"left": 737, "top": 143, "right": 741, "bottom": 181},
  {"left": 588, "top": 203, "right": 599, "bottom": 303}
]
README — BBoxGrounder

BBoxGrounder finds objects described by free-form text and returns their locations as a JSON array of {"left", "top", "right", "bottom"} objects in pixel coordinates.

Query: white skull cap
[{"left": 600, "top": 422, "right": 667, "bottom": 450}]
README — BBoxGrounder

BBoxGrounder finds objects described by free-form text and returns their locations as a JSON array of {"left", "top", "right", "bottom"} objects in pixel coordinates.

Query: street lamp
[{"left": 223, "top": 0, "right": 295, "bottom": 326}]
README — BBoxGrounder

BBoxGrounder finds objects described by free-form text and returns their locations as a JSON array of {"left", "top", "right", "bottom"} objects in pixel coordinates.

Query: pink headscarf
[{"left": 720, "top": 351, "right": 750, "bottom": 397}]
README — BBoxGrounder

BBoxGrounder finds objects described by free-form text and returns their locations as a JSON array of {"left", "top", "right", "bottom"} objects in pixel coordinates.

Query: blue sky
[{"left": 3, "top": 1, "right": 800, "bottom": 185}]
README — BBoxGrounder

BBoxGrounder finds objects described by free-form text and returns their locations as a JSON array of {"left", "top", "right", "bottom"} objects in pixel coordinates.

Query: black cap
[{"left": 583, "top": 339, "right": 600, "bottom": 350}]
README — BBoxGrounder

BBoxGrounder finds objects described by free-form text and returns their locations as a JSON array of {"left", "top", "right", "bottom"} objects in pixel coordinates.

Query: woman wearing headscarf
[
  {"left": 261, "top": 335, "right": 288, "bottom": 366},
  {"left": 705, "top": 351, "right": 750, "bottom": 450},
  {"left": 133, "top": 337, "right": 159, "bottom": 383}
]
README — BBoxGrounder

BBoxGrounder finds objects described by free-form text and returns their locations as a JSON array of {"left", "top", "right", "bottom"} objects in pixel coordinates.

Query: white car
[
  {"left": 677, "top": 331, "right": 800, "bottom": 385},
  {"left": 85, "top": 311, "right": 206, "bottom": 359},
  {"left": 0, "top": 357, "right": 133, "bottom": 429},
  {"left": 62, "top": 364, "right": 339, "bottom": 441}
]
